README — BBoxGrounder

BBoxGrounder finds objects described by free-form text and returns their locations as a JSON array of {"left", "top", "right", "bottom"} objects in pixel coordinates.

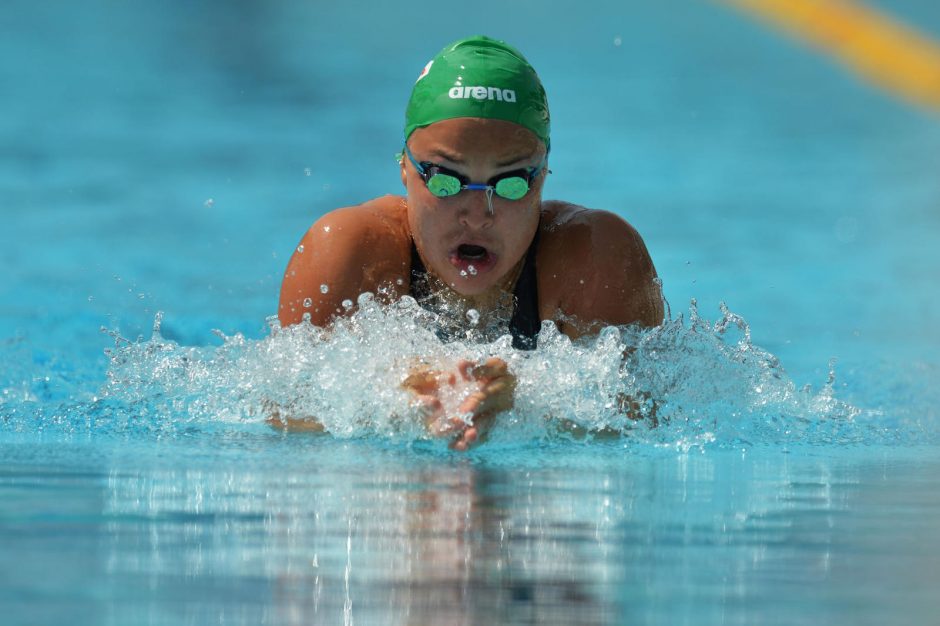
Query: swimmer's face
[{"left": 401, "top": 118, "right": 547, "bottom": 297}]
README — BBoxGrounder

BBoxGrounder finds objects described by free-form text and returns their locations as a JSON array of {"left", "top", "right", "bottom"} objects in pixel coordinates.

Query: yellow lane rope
[{"left": 720, "top": 0, "right": 940, "bottom": 111}]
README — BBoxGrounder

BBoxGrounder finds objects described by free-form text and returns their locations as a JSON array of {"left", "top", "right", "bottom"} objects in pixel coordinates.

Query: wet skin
[{"left": 278, "top": 118, "right": 664, "bottom": 449}]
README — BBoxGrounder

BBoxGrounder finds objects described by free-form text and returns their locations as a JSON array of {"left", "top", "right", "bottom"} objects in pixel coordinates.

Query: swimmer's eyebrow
[
  {"left": 426, "top": 149, "right": 538, "bottom": 168},
  {"left": 427, "top": 148, "right": 464, "bottom": 164},
  {"left": 496, "top": 153, "right": 538, "bottom": 168}
]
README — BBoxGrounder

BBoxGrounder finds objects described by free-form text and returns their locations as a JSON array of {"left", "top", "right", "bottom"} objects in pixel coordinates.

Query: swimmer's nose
[{"left": 458, "top": 188, "right": 495, "bottom": 229}]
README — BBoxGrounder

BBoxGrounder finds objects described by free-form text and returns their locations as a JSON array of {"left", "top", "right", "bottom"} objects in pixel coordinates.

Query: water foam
[
  {"left": 71, "top": 294, "right": 899, "bottom": 450},
  {"left": 3, "top": 291, "right": 924, "bottom": 448}
]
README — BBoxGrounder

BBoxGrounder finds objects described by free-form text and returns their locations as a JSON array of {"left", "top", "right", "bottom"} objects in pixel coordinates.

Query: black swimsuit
[{"left": 409, "top": 232, "right": 541, "bottom": 350}]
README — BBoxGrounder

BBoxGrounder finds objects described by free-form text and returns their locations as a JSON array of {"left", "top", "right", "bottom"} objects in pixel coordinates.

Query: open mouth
[
  {"left": 457, "top": 244, "right": 488, "bottom": 261},
  {"left": 450, "top": 243, "right": 497, "bottom": 278}
]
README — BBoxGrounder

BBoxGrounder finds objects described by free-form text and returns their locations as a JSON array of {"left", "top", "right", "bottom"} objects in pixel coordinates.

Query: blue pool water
[{"left": 3, "top": 1, "right": 940, "bottom": 624}]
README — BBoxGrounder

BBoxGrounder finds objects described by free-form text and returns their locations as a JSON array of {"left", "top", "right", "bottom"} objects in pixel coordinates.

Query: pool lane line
[{"left": 719, "top": 0, "right": 940, "bottom": 112}]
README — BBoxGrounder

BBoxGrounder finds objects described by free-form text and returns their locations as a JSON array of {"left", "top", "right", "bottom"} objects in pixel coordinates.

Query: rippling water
[{"left": 3, "top": 437, "right": 939, "bottom": 625}]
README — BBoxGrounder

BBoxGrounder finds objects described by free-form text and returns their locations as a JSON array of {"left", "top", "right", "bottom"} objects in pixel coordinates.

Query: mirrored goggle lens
[
  {"left": 426, "top": 173, "right": 530, "bottom": 200},
  {"left": 493, "top": 176, "right": 529, "bottom": 200},
  {"left": 427, "top": 173, "right": 461, "bottom": 197}
]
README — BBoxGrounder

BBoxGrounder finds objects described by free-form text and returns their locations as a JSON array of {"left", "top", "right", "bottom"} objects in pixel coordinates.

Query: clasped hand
[{"left": 401, "top": 357, "right": 516, "bottom": 451}]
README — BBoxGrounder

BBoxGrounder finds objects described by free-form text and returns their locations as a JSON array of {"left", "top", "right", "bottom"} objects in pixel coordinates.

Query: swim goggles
[{"left": 402, "top": 144, "right": 547, "bottom": 212}]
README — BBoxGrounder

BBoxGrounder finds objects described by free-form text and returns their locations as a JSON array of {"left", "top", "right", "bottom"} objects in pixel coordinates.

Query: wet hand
[{"left": 402, "top": 357, "right": 516, "bottom": 451}]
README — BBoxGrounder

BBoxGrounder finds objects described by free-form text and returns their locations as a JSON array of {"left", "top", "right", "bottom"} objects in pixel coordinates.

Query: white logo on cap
[
  {"left": 448, "top": 86, "right": 517, "bottom": 102},
  {"left": 416, "top": 60, "right": 433, "bottom": 83}
]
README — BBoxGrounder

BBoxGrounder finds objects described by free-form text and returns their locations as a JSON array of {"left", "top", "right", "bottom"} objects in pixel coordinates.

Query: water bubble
[
  {"left": 320, "top": 284, "right": 329, "bottom": 294},
  {"left": 613, "top": 36, "right": 622, "bottom": 47},
  {"left": 459, "top": 270, "right": 468, "bottom": 278},
  {"left": 304, "top": 167, "right": 312, "bottom": 177},
  {"left": 301, "top": 311, "right": 312, "bottom": 323},
  {"left": 303, "top": 298, "right": 313, "bottom": 308},
  {"left": 323, "top": 226, "right": 331, "bottom": 233},
  {"left": 297, "top": 244, "right": 305, "bottom": 254},
  {"left": 467, "top": 265, "right": 477, "bottom": 276},
  {"left": 466, "top": 309, "right": 480, "bottom": 326},
  {"left": 204, "top": 198, "right": 215, "bottom": 208},
  {"left": 342, "top": 299, "right": 353, "bottom": 310},
  {"left": 396, "top": 278, "right": 404, "bottom": 286}
]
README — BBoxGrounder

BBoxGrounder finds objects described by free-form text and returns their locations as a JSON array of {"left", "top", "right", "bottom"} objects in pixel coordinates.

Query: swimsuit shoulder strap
[
  {"left": 409, "top": 239, "right": 430, "bottom": 300},
  {"left": 509, "top": 228, "right": 541, "bottom": 350}
]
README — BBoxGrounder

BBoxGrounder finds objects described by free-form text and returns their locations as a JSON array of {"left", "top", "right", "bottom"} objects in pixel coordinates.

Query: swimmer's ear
[{"left": 397, "top": 150, "right": 408, "bottom": 188}]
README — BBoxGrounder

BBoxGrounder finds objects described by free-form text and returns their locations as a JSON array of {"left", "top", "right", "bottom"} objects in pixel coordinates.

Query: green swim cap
[{"left": 404, "top": 36, "right": 550, "bottom": 148}]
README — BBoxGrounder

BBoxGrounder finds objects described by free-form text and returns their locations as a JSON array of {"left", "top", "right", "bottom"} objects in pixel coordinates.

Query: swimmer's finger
[
  {"left": 430, "top": 417, "right": 459, "bottom": 437},
  {"left": 449, "top": 426, "right": 478, "bottom": 451},
  {"left": 461, "top": 426, "right": 479, "bottom": 444},
  {"left": 471, "top": 357, "right": 509, "bottom": 380},
  {"left": 450, "top": 410, "right": 497, "bottom": 450},
  {"left": 456, "top": 359, "right": 475, "bottom": 381},
  {"left": 476, "top": 378, "right": 515, "bottom": 413},
  {"left": 414, "top": 394, "right": 442, "bottom": 416},
  {"left": 431, "top": 411, "right": 471, "bottom": 437},
  {"left": 402, "top": 369, "right": 440, "bottom": 395},
  {"left": 457, "top": 391, "right": 487, "bottom": 416}
]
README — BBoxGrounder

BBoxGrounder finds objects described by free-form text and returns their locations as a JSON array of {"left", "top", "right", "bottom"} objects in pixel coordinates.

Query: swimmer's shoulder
[
  {"left": 279, "top": 196, "right": 411, "bottom": 327},
  {"left": 536, "top": 201, "right": 663, "bottom": 332},
  {"left": 312, "top": 194, "right": 410, "bottom": 242}
]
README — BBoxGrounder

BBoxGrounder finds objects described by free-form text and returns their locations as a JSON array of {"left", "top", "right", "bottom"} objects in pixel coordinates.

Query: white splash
[{"left": 89, "top": 295, "right": 876, "bottom": 450}]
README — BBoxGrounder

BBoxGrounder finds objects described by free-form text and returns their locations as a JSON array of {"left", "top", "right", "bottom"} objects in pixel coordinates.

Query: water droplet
[
  {"left": 579, "top": 279, "right": 584, "bottom": 285},
  {"left": 613, "top": 36, "right": 622, "bottom": 46},
  {"left": 87, "top": 295, "right": 94, "bottom": 302},
  {"left": 467, "top": 264, "right": 477, "bottom": 276},
  {"left": 396, "top": 278, "right": 404, "bottom": 286},
  {"left": 320, "top": 284, "right": 329, "bottom": 294},
  {"left": 303, "top": 298, "right": 313, "bottom": 308},
  {"left": 342, "top": 299, "right": 353, "bottom": 310},
  {"left": 301, "top": 311, "right": 312, "bottom": 323},
  {"left": 323, "top": 226, "right": 331, "bottom": 233},
  {"left": 466, "top": 309, "right": 480, "bottom": 326},
  {"left": 459, "top": 270, "right": 468, "bottom": 278},
  {"left": 297, "top": 244, "right": 304, "bottom": 254},
  {"left": 304, "top": 167, "right": 312, "bottom": 177},
  {"left": 204, "top": 198, "right": 215, "bottom": 208}
]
